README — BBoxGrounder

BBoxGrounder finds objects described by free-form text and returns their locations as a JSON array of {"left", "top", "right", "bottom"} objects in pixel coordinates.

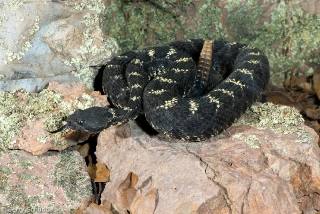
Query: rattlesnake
[{"left": 50, "top": 39, "right": 270, "bottom": 141}]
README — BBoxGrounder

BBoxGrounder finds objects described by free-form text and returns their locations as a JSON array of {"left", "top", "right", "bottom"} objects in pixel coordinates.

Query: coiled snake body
[{"left": 51, "top": 39, "right": 270, "bottom": 141}]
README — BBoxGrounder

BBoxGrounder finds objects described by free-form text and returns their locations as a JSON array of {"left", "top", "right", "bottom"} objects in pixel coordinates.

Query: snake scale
[{"left": 51, "top": 39, "right": 270, "bottom": 141}]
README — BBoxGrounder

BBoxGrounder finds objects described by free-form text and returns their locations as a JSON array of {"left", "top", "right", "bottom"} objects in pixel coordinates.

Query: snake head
[{"left": 49, "top": 107, "right": 113, "bottom": 133}]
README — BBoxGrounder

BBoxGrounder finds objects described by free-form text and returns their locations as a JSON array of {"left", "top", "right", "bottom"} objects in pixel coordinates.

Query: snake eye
[{"left": 78, "top": 120, "right": 84, "bottom": 124}]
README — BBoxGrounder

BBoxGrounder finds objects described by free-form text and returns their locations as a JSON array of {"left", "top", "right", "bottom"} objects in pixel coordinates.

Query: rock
[
  {"left": 0, "top": 1, "right": 118, "bottom": 92},
  {"left": 96, "top": 103, "right": 320, "bottom": 213},
  {"left": 0, "top": 147, "right": 91, "bottom": 213},
  {"left": 0, "top": 82, "right": 108, "bottom": 155}
]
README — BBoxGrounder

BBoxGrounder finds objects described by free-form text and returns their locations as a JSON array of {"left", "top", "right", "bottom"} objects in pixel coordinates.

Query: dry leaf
[
  {"left": 83, "top": 203, "right": 113, "bottom": 214},
  {"left": 130, "top": 188, "right": 157, "bottom": 214},
  {"left": 265, "top": 91, "right": 303, "bottom": 111},
  {"left": 296, "top": 82, "right": 315, "bottom": 94},
  {"left": 295, "top": 92, "right": 309, "bottom": 102},
  {"left": 288, "top": 75, "right": 298, "bottom": 88},
  {"left": 281, "top": 70, "right": 320, "bottom": 146},
  {"left": 313, "top": 68, "right": 320, "bottom": 100},
  {"left": 118, "top": 172, "right": 139, "bottom": 191},
  {"left": 74, "top": 199, "right": 90, "bottom": 214},
  {"left": 87, "top": 163, "right": 110, "bottom": 182},
  {"left": 285, "top": 75, "right": 315, "bottom": 94},
  {"left": 301, "top": 101, "right": 315, "bottom": 109},
  {"left": 291, "top": 75, "right": 307, "bottom": 89},
  {"left": 87, "top": 165, "right": 97, "bottom": 180},
  {"left": 115, "top": 172, "right": 157, "bottom": 214},
  {"left": 284, "top": 78, "right": 291, "bottom": 89},
  {"left": 95, "top": 163, "right": 110, "bottom": 182},
  {"left": 116, "top": 172, "right": 139, "bottom": 211},
  {"left": 78, "top": 143, "right": 90, "bottom": 158},
  {"left": 304, "top": 108, "right": 320, "bottom": 120}
]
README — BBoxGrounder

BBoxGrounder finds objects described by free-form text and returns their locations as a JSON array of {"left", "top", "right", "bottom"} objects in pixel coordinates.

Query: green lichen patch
[
  {"left": 0, "top": 150, "right": 42, "bottom": 212},
  {"left": 62, "top": 0, "right": 118, "bottom": 90},
  {"left": 234, "top": 102, "right": 311, "bottom": 143},
  {"left": 232, "top": 133, "right": 261, "bottom": 149},
  {"left": 14, "top": 155, "right": 36, "bottom": 170},
  {"left": 102, "top": 0, "right": 227, "bottom": 54},
  {"left": 184, "top": 0, "right": 227, "bottom": 40},
  {"left": 0, "top": 149, "right": 91, "bottom": 213},
  {"left": 0, "top": 88, "right": 100, "bottom": 151},
  {"left": 0, "top": 9, "right": 39, "bottom": 64},
  {"left": 224, "top": 0, "right": 320, "bottom": 84},
  {"left": 0, "top": 165, "right": 11, "bottom": 190},
  {"left": 65, "top": 0, "right": 106, "bottom": 13},
  {"left": 2, "top": 185, "right": 42, "bottom": 213},
  {"left": 0, "top": 89, "right": 65, "bottom": 150},
  {"left": 48, "top": 147, "right": 92, "bottom": 203}
]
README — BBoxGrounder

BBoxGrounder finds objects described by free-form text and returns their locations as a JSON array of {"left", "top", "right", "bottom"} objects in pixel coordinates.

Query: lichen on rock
[
  {"left": 234, "top": 102, "right": 312, "bottom": 144},
  {"left": 60, "top": 0, "right": 119, "bottom": 90},
  {"left": 0, "top": 0, "right": 117, "bottom": 92},
  {"left": 232, "top": 133, "right": 261, "bottom": 149},
  {"left": 0, "top": 82, "right": 108, "bottom": 154},
  {"left": 0, "top": 148, "right": 91, "bottom": 213},
  {"left": 0, "top": 88, "right": 65, "bottom": 151}
]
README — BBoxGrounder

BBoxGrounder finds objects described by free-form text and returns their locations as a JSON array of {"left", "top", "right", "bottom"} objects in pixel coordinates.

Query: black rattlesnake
[{"left": 51, "top": 39, "right": 270, "bottom": 141}]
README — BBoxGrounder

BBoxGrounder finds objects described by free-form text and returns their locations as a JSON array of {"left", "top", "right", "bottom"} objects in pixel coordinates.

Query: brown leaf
[
  {"left": 74, "top": 200, "right": 90, "bottom": 214},
  {"left": 301, "top": 101, "right": 315, "bottom": 110},
  {"left": 286, "top": 74, "right": 316, "bottom": 94},
  {"left": 291, "top": 75, "right": 307, "bottom": 89},
  {"left": 296, "top": 82, "right": 315, "bottom": 95},
  {"left": 313, "top": 68, "right": 320, "bottom": 100},
  {"left": 130, "top": 188, "right": 157, "bottom": 214},
  {"left": 295, "top": 91, "right": 309, "bottom": 102},
  {"left": 87, "top": 163, "right": 110, "bottom": 182},
  {"left": 83, "top": 203, "right": 113, "bottom": 214},
  {"left": 94, "top": 163, "right": 110, "bottom": 183},
  {"left": 265, "top": 91, "right": 303, "bottom": 111},
  {"left": 284, "top": 78, "right": 291, "bottom": 89},
  {"left": 87, "top": 165, "right": 97, "bottom": 181},
  {"left": 118, "top": 172, "right": 139, "bottom": 191},
  {"left": 115, "top": 173, "right": 157, "bottom": 214},
  {"left": 289, "top": 75, "right": 298, "bottom": 88},
  {"left": 78, "top": 143, "right": 90, "bottom": 158},
  {"left": 304, "top": 108, "right": 320, "bottom": 120},
  {"left": 116, "top": 172, "right": 139, "bottom": 211}
]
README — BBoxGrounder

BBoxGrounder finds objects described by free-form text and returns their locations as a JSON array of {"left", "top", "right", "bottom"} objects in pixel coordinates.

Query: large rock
[
  {"left": 0, "top": 82, "right": 108, "bottom": 155},
  {"left": 96, "top": 103, "right": 320, "bottom": 213},
  {"left": 0, "top": 0, "right": 117, "bottom": 92}
]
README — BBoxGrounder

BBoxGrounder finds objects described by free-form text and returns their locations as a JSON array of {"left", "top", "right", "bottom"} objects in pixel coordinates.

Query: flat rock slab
[{"left": 97, "top": 119, "right": 320, "bottom": 213}]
